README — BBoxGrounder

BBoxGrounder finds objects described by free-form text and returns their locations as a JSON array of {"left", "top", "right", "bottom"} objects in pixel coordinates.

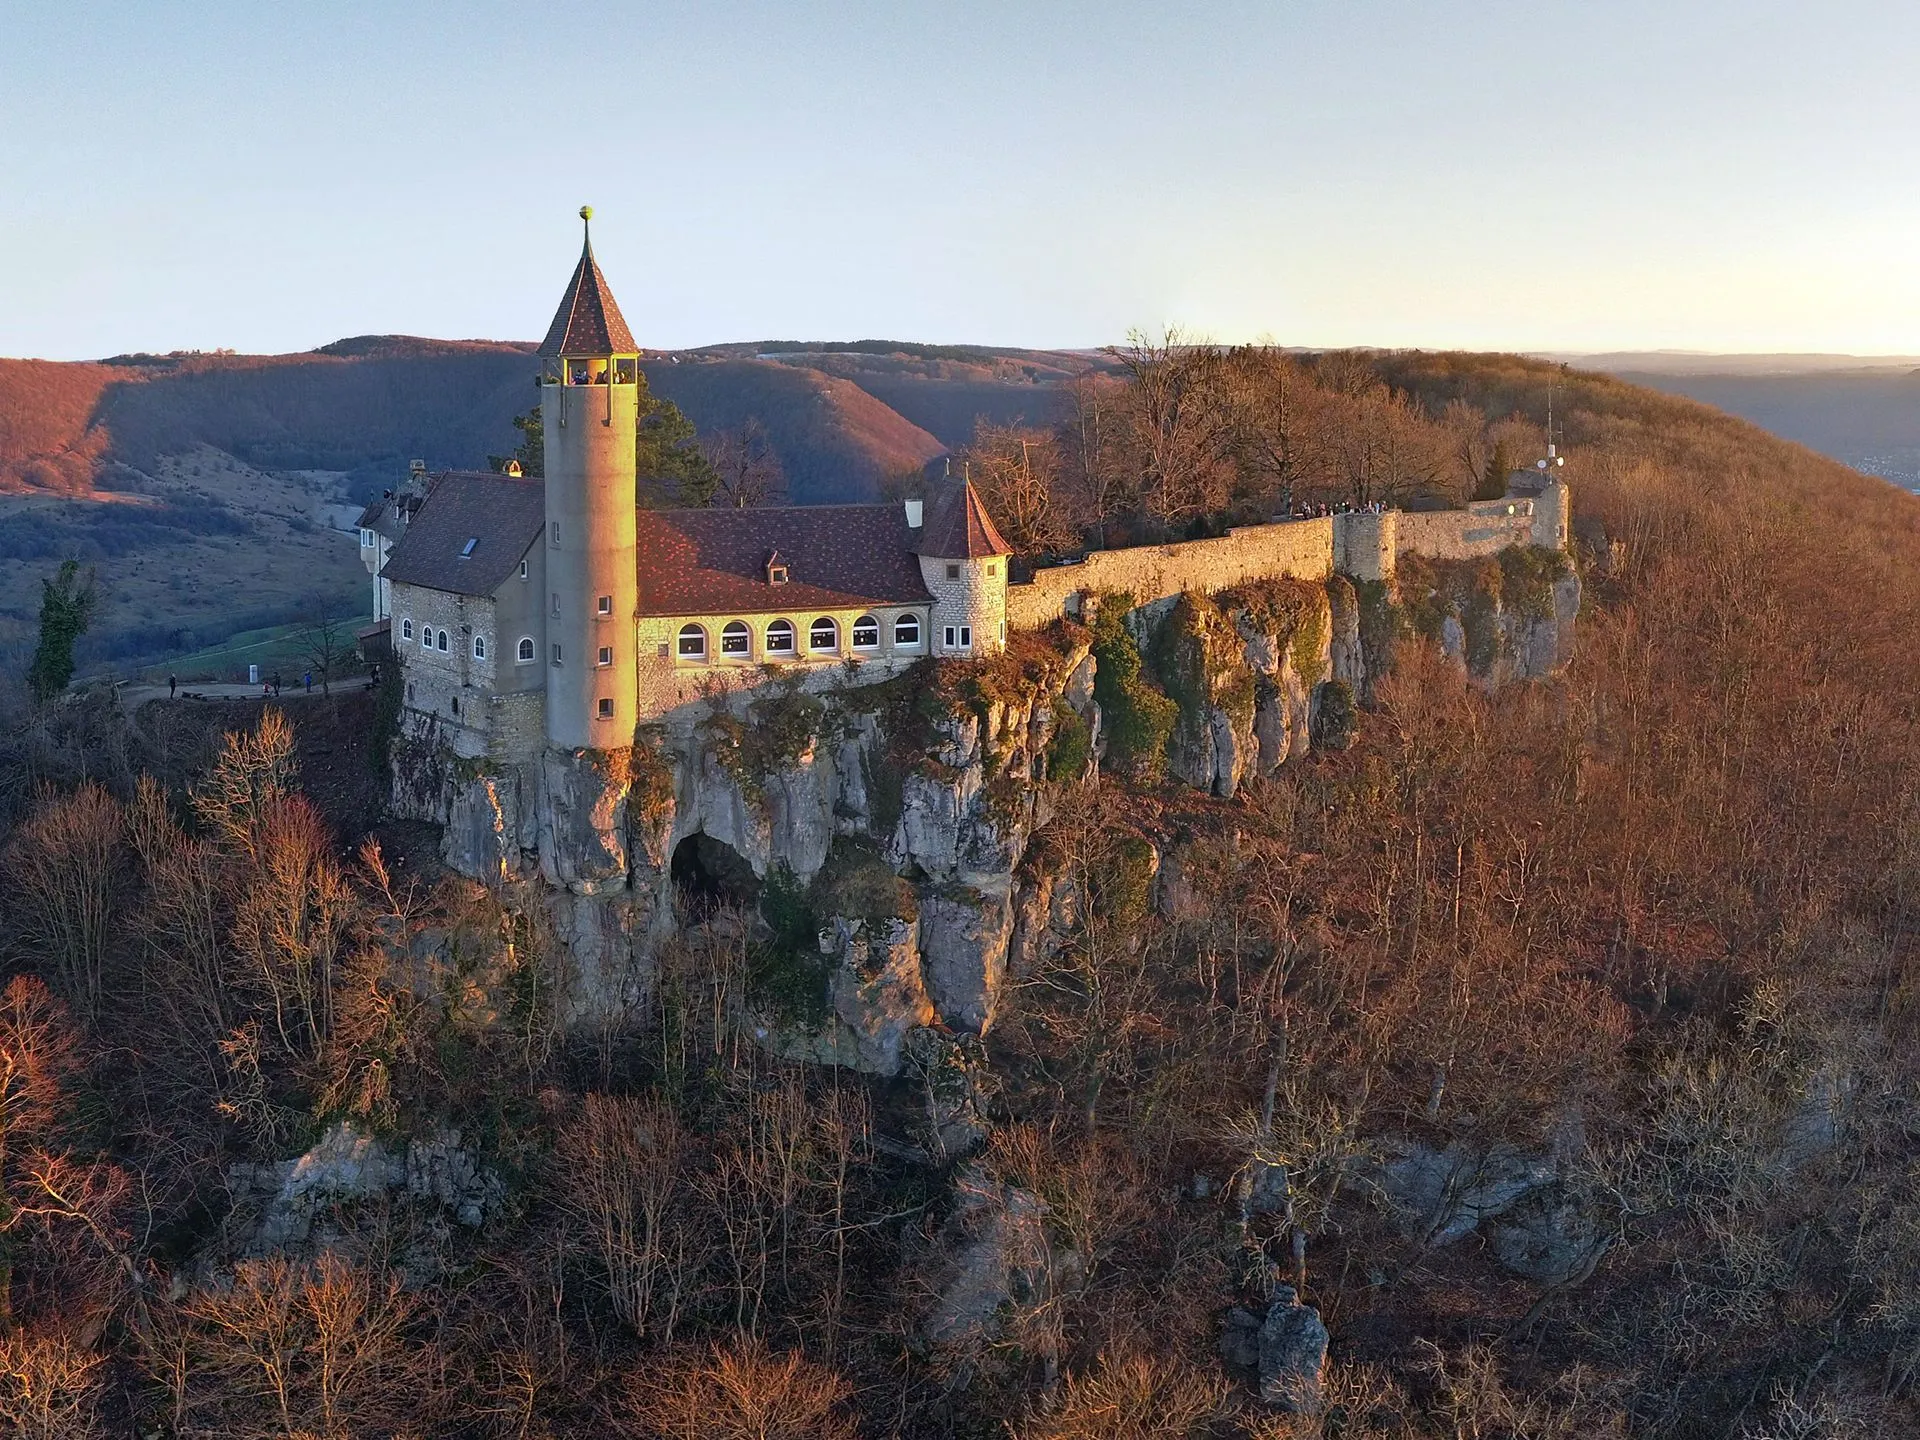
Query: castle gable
[
  {"left": 382, "top": 470, "right": 544, "bottom": 597},
  {"left": 634, "top": 504, "right": 932, "bottom": 617}
]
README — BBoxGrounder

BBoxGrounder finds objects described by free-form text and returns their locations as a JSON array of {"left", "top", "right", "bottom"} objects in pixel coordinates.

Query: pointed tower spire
[{"left": 539, "top": 205, "right": 638, "bottom": 357}]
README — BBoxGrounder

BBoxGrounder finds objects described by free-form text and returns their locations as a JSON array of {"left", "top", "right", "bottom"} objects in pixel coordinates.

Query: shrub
[
  {"left": 1089, "top": 594, "right": 1178, "bottom": 780},
  {"left": 1313, "top": 677, "right": 1357, "bottom": 750},
  {"left": 1046, "top": 699, "right": 1091, "bottom": 782},
  {"left": 750, "top": 865, "right": 829, "bottom": 1026}
]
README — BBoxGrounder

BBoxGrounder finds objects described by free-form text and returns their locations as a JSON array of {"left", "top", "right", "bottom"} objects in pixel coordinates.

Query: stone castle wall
[
  {"left": 1394, "top": 497, "right": 1540, "bottom": 564},
  {"left": 1004, "top": 487, "right": 1567, "bottom": 631},
  {"left": 1005, "top": 516, "right": 1337, "bottom": 630},
  {"left": 392, "top": 583, "right": 497, "bottom": 760}
]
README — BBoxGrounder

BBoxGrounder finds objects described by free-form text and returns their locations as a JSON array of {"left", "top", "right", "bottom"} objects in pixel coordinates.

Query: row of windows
[
  {"left": 400, "top": 619, "right": 491, "bottom": 659},
  {"left": 676, "top": 613, "right": 917, "bottom": 661},
  {"left": 399, "top": 611, "right": 937, "bottom": 671},
  {"left": 399, "top": 620, "right": 614, "bottom": 669}
]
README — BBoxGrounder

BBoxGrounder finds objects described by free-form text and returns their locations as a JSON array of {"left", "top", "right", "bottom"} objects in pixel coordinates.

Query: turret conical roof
[
  {"left": 538, "top": 209, "right": 637, "bottom": 357},
  {"left": 914, "top": 479, "right": 1011, "bottom": 559}
]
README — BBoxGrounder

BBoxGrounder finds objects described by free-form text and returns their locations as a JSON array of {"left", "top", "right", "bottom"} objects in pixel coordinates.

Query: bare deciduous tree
[
  {"left": 701, "top": 420, "right": 787, "bottom": 509},
  {"left": 960, "top": 422, "right": 1078, "bottom": 554},
  {"left": 2, "top": 787, "right": 124, "bottom": 1027},
  {"left": 630, "top": 1338, "right": 858, "bottom": 1440}
]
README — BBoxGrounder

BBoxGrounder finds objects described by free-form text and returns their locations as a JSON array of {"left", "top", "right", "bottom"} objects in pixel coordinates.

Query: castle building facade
[
  {"left": 381, "top": 213, "right": 1569, "bottom": 768},
  {"left": 381, "top": 214, "right": 1011, "bottom": 761}
]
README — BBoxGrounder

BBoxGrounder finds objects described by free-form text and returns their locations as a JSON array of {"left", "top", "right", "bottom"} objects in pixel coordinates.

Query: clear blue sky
[{"left": 4, "top": 0, "right": 1917, "bottom": 360}]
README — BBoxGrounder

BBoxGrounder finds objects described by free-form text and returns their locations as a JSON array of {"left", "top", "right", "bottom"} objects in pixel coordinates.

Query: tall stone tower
[{"left": 539, "top": 207, "right": 640, "bottom": 751}]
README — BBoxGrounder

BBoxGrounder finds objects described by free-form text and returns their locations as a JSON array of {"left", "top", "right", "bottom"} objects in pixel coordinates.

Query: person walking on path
[
  {"left": 303, "top": 671, "right": 313, "bottom": 694},
  {"left": 271, "top": 672, "right": 283, "bottom": 697},
  {"left": 168, "top": 674, "right": 177, "bottom": 698}
]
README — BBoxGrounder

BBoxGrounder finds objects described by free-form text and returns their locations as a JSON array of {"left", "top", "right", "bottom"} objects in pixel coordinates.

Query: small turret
[
  {"left": 540, "top": 206, "right": 641, "bottom": 749},
  {"left": 914, "top": 479, "right": 1011, "bottom": 657}
]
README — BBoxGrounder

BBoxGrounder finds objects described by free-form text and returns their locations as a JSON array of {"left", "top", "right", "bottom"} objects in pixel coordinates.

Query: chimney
[{"left": 904, "top": 497, "right": 923, "bottom": 529}]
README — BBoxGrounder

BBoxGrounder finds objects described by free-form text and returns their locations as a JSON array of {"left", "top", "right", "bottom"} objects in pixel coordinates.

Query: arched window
[
  {"left": 765, "top": 618, "right": 795, "bottom": 655},
  {"left": 677, "top": 624, "right": 707, "bottom": 660},
  {"left": 517, "top": 637, "right": 535, "bottom": 663},
  {"left": 473, "top": 635, "right": 486, "bottom": 660},
  {"left": 894, "top": 614, "right": 921, "bottom": 649},
  {"left": 808, "top": 617, "right": 838, "bottom": 653},
  {"left": 400, "top": 618, "right": 413, "bottom": 641},
  {"left": 436, "top": 630, "right": 449, "bottom": 653},
  {"left": 851, "top": 614, "right": 879, "bottom": 649},
  {"left": 721, "top": 621, "right": 751, "bottom": 657}
]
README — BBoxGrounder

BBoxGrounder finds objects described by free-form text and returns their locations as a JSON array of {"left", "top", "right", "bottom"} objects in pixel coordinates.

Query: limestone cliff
[{"left": 401, "top": 548, "right": 1577, "bottom": 1074}]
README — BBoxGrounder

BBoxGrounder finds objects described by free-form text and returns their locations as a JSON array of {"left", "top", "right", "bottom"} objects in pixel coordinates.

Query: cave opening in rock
[{"left": 670, "top": 832, "right": 761, "bottom": 920}]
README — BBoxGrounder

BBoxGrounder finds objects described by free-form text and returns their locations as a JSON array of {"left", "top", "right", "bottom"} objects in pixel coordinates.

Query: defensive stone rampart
[
  {"left": 1005, "top": 483, "right": 1569, "bottom": 630},
  {"left": 1006, "top": 517, "right": 1335, "bottom": 629}
]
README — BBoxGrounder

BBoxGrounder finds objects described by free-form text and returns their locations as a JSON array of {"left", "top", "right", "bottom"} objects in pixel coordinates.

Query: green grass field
[{"left": 137, "top": 620, "right": 368, "bottom": 685}]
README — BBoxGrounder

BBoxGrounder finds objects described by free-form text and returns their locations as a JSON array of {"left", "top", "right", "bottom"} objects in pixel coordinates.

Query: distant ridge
[
  {"left": 0, "top": 337, "right": 958, "bottom": 503},
  {"left": 1547, "top": 350, "right": 1920, "bottom": 376}
]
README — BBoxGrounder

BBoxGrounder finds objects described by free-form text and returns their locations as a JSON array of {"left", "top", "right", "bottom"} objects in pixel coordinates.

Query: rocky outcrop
[
  {"left": 228, "top": 1121, "right": 502, "bottom": 1256},
  {"left": 779, "top": 913, "right": 935, "bottom": 1075},
  {"left": 1375, "top": 1140, "right": 1558, "bottom": 1250},
  {"left": 919, "top": 886, "right": 1014, "bottom": 1034},
  {"left": 924, "top": 1167, "right": 1063, "bottom": 1349},
  {"left": 1258, "top": 1286, "right": 1329, "bottom": 1412},
  {"left": 1401, "top": 549, "right": 1582, "bottom": 690},
  {"left": 538, "top": 748, "right": 632, "bottom": 893},
  {"left": 1221, "top": 1284, "right": 1329, "bottom": 1413},
  {"left": 1146, "top": 581, "right": 1337, "bottom": 799}
]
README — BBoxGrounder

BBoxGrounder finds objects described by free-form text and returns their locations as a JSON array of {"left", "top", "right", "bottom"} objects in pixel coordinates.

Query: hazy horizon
[{"left": 6, "top": 1, "right": 1918, "bottom": 360}]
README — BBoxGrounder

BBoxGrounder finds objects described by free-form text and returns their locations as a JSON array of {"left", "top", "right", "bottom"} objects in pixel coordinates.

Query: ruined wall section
[{"left": 1395, "top": 506, "right": 1534, "bottom": 563}]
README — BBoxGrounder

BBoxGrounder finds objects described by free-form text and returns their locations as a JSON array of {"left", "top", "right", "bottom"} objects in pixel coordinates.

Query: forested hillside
[
  {"left": 0, "top": 340, "right": 959, "bottom": 506},
  {"left": 1, "top": 353, "right": 1918, "bottom": 1438}
]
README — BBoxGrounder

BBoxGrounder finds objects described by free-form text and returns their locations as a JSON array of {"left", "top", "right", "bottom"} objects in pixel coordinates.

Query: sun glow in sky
[{"left": 5, "top": 0, "right": 1918, "bottom": 359}]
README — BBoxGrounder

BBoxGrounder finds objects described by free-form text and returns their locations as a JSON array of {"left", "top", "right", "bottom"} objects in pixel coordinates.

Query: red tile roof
[
  {"left": 915, "top": 479, "right": 1011, "bottom": 559},
  {"left": 381, "top": 471, "right": 545, "bottom": 597},
  {"left": 539, "top": 237, "right": 637, "bottom": 357},
  {"left": 635, "top": 504, "right": 932, "bottom": 617}
]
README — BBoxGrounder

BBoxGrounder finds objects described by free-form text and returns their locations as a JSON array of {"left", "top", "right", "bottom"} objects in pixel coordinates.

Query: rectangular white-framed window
[
  {"left": 519, "top": 559, "right": 529, "bottom": 581},
  {"left": 596, "top": 594, "right": 612, "bottom": 616},
  {"left": 958, "top": 626, "right": 972, "bottom": 649},
  {"left": 360, "top": 528, "right": 374, "bottom": 547},
  {"left": 943, "top": 626, "right": 955, "bottom": 649},
  {"left": 551, "top": 593, "right": 560, "bottom": 616},
  {"left": 597, "top": 698, "right": 615, "bottom": 719},
  {"left": 551, "top": 643, "right": 563, "bottom": 666},
  {"left": 597, "top": 645, "right": 612, "bottom": 667}
]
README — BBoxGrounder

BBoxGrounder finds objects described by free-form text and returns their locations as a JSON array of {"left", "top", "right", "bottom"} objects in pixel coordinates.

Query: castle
[{"left": 375, "top": 212, "right": 1570, "bottom": 770}]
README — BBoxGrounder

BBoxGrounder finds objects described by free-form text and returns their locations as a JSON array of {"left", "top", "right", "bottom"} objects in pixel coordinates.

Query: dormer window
[
  {"left": 766, "top": 552, "right": 789, "bottom": 586},
  {"left": 460, "top": 537, "right": 478, "bottom": 558}
]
